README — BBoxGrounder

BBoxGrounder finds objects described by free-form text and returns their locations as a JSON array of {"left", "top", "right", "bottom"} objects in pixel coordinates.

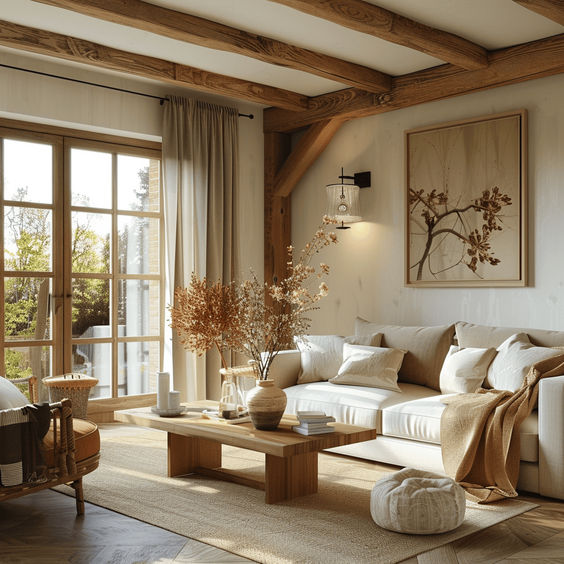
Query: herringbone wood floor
[{"left": 1, "top": 462, "right": 563, "bottom": 563}]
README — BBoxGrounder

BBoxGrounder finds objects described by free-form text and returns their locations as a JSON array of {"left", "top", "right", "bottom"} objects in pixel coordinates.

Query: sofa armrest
[
  {"left": 538, "top": 375, "right": 564, "bottom": 499},
  {"left": 266, "top": 350, "right": 301, "bottom": 389}
]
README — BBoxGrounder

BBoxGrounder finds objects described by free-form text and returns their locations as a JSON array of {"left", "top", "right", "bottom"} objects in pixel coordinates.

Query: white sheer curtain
[{"left": 162, "top": 96, "right": 238, "bottom": 401}]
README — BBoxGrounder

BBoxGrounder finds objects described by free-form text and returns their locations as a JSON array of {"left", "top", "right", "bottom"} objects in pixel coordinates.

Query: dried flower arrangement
[{"left": 169, "top": 216, "right": 338, "bottom": 380}]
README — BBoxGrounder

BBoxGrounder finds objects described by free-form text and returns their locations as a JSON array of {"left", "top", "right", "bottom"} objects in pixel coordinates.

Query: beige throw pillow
[
  {"left": 330, "top": 344, "right": 404, "bottom": 392},
  {"left": 296, "top": 333, "right": 382, "bottom": 384},
  {"left": 486, "top": 333, "right": 563, "bottom": 391},
  {"left": 355, "top": 318, "right": 454, "bottom": 391},
  {"left": 439, "top": 345, "right": 497, "bottom": 394}
]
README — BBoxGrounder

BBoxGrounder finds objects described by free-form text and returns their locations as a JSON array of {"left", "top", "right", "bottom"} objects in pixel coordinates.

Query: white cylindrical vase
[{"left": 157, "top": 371, "right": 170, "bottom": 410}]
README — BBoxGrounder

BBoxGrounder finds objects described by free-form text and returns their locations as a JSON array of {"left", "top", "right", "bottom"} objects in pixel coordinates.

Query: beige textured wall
[{"left": 291, "top": 73, "right": 564, "bottom": 334}]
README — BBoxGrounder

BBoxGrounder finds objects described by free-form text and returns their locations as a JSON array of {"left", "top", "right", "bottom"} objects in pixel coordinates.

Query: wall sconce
[{"left": 326, "top": 168, "right": 370, "bottom": 229}]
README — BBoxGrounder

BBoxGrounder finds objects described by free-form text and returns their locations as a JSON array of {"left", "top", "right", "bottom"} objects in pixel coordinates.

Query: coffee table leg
[
  {"left": 167, "top": 432, "right": 221, "bottom": 477},
  {"left": 264, "top": 451, "right": 318, "bottom": 504}
]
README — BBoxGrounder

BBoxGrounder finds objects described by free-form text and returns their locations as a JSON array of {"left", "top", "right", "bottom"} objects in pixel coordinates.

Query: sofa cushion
[
  {"left": 381, "top": 395, "right": 538, "bottom": 462},
  {"left": 285, "top": 381, "right": 438, "bottom": 432},
  {"left": 330, "top": 344, "right": 404, "bottom": 392},
  {"left": 486, "top": 333, "right": 563, "bottom": 391},
  {"left": 382, "top": 394, "right": 453, "bottom": 444},
  {"left": 42, "top": 418, "right": 100, "bottom": 467},
  {"left": 355, "top": 319, "right": 454, "bottom": 391},
  {"left": 295, "top": 334, "right": 382, "bottom": 384},
  {"left": 265, "top": 350, "right": 302, "bottom": 389},
  {"left": 0, "top": 377, "right": 29, "bottom": 410},
  {"left": 456, "top": 321, "right": 564, "bottom": 348},
  {"left": 439, "top": 346, "right": 497, "bottom": 394}
]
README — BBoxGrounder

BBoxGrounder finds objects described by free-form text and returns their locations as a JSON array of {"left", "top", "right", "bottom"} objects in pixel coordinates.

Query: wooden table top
[{"left": 115, "top": 402, "right": 377, "bottom": 458}]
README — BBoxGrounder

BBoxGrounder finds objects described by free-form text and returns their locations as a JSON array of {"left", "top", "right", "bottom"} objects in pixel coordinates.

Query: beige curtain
[{"left": 162, "top": 96, "right": 238, "bottom": 401}]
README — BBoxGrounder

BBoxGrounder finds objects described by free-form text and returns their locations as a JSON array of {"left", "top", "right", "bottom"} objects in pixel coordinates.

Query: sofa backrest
[{"left": 455, "top": 321, "right": 564, "bottom": 348}]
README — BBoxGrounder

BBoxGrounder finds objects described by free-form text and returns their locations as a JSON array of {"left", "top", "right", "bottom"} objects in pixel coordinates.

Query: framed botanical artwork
[{"left": 405, "top": 110, "right": 527, "bottom": 287}]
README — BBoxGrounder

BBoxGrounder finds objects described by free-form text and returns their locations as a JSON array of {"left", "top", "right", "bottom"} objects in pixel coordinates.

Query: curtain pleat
[{"left": 162, "top": 96, "right": 238, "bottom": 401}]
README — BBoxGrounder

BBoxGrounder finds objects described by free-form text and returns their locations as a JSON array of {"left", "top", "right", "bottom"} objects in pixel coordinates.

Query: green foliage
[
  {"left": 72, "top": 278, "right": 110, "bottom": 337},
  {"left": 5, "top": 349, "right": 32, "bottom": 380}
]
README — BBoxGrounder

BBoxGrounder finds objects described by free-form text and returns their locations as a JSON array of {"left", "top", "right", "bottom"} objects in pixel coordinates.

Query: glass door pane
[
  {"left": 67, "top": 143, "right": 163, "bottom": 400},
  {"left": 4, "top": 139, "right": 52, "bottom": 204},
  {"left": 1, "top": 134, "right": 59, "bottom": 401}
]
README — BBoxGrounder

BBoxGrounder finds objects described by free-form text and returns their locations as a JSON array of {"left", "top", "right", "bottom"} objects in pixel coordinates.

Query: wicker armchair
[{"left": 0, "top": 378, "right": 100, "bottom": 516}]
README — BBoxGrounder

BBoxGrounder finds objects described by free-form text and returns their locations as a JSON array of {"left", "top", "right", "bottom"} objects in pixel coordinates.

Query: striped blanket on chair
[{"left": 0, "top": 403, "right": 51, "bottom": 487}]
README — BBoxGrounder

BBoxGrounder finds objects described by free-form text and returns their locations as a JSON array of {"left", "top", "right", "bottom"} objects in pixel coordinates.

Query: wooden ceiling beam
[
  {"left": 269, "top": 0, "right": 489, "bottom": 70},
  {"left": 0, "top": 20, "right": 308, "bottom": 111},
  {"left": 33, "top": 0, "right": 392, "bottom": 93},
  {"left": 512, "top": 0, "right": 564, "bottom": 25},
  {"left": 274, "top": 118, "right": 346, "bottom": 198},
  {"left": 264, "top": 33, "right": 564, "bottom": 132}
]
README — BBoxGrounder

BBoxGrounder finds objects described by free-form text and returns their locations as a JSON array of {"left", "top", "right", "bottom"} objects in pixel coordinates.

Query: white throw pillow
[
  {"left": 330, "top": 343, "right": 404, "bottom": 391},
  {"left": 0, "top": 376, "right": 29, "bottom": 409},
  {"left": 486, "top": 333, "right": 563, "bottom": 391},
  {"left": 439, "top": 345, "right": 497, "bottom": 394},
  {"left": 296, "top": 334, "right": 382, "bottom": 384}
]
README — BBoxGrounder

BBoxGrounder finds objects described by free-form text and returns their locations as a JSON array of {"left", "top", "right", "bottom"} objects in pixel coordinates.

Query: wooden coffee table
[{"left": 115, "top": 402, "right": 376, "bottom": 504}]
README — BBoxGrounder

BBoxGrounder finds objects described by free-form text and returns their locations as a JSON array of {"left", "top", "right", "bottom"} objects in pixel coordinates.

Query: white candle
[
  {"left": 168, "top": 390, "right": 181, "bottom": 411},
  {"left": 157, "top": 371, "right": 170, "bottom": 410}
]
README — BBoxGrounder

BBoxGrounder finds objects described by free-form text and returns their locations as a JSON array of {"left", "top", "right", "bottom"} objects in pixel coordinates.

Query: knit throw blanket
[
  {"left": 440, "top": 353, "right": 564, "bottom": 503},
  {"left": 0, "top": 403, "right": 51, "bottom": 487}
]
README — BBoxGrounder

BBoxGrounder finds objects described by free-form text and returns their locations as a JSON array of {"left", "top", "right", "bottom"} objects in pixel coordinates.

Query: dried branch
[
  {"left": 409, "top": 186, "right": 512, "bottom": 280},
  {"left": 169, "top": 216, "right": 338, "bottom": 379}
]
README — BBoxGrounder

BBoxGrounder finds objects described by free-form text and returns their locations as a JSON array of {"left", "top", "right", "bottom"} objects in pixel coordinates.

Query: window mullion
[
  {"left": 112, "top": 152, "right": 119, "bottom": 398},
  {"left": 0, "top": 139, "right": 4, "bottom": 376}
]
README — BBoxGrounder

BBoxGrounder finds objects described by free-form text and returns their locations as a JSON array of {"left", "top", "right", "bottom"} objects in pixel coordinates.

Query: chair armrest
[
  {"left": 538, "top": 375, "right": 564, "bottom": 499},
  {"left": 46, "top": 399, "right": 77, "bottom": 477}
]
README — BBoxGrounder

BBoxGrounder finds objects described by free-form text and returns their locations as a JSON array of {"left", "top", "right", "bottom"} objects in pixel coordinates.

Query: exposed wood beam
[
  {"left": 33, "top": 0, "right": 392, "bottom": 93},
  {"left": 269, "top": 0, "right": 489, "bottom": 70},
  {"left": 264, "top": 33, "right": 564, "bottom": 132},
  {"left": 264, "top": 132, "right": 292, "bottom": 295},
  {"left": 0, "top": 20, "right": 308, "bottom": 111},
  {"left": 513, "top": 0, "right": 564, "bottom": 25},
  {"left": 274, "top": 119, "right": 345, "bottom": 197}
]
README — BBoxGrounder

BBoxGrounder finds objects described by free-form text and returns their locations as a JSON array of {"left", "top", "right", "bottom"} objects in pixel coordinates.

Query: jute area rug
[{"left": 67, "top": 425, "right": 536, "bottom": 564}]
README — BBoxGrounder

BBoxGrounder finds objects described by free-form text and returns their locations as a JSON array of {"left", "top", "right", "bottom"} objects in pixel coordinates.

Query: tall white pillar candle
[{"left": 157, "top": 371, "right": 170, "bottom": 410}]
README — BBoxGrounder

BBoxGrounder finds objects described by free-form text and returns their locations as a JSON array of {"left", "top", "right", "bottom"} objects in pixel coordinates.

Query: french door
[{"left": 0, "top": 122, "right": 163, "bottom": 402}]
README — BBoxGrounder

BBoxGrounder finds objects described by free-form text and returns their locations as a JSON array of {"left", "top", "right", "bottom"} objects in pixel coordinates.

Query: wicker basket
[{"left": 43, "top": 374, "right": 98, "bottom": 419}]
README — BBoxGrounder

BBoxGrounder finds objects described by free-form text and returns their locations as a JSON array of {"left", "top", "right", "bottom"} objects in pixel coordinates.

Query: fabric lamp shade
[{"left": 326, "top": 183, "right": 362, "bottom": 225}]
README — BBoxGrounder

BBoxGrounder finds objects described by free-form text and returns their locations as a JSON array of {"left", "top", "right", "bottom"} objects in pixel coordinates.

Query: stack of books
[{"left": 293, "top": 411, "right": 336, "bottom": 435}]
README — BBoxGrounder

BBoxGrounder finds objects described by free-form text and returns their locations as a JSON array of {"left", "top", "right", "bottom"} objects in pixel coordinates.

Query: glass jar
[{"left": 218, "top": 372, "right": 239, "bottom": 419}]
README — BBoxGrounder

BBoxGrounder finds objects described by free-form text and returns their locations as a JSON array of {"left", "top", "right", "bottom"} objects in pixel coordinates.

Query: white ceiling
[{"left": 0, "top": 0, "right": 562, "bottom": 99}]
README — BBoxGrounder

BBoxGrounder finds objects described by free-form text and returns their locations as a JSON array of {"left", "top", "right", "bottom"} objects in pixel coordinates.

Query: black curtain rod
[{"left": 0, "top": 63, "right": 254, "bottom": 119}]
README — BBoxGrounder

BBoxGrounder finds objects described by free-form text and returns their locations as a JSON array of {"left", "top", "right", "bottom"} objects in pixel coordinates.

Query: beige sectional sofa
[{"left": 269, "top": 320, "right": 564, "bottom": 501}]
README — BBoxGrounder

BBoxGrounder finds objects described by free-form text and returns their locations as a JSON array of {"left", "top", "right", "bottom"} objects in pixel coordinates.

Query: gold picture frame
[{"left": 405, "top": 110, "right": 527, "bottom": 287}]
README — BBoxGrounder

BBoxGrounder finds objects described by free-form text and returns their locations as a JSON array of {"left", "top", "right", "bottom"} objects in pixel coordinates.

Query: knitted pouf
[{"left": 370, "top": 468, "right": 466, "bottom": 535}]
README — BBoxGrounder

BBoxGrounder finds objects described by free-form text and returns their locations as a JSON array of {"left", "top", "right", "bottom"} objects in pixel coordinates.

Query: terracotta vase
[{"left": 246, "top": 379, "right": 287, "bottom": 431}]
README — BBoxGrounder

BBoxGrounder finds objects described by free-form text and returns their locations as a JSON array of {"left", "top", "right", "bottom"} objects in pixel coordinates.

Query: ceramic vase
[{"left": 246, "top": 379, "right": 287, "bottom": 430}]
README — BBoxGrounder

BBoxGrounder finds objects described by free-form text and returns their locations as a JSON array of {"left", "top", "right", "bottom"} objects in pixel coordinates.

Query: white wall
[
  {"left": 0, "top": 49, "right": 265, "bottom": 275},
  {"left": 292, "top": 73, "right": 564, "bottom": 335}
]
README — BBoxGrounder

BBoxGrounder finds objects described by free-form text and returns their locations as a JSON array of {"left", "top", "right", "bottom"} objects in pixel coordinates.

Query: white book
[
  {"left": 297, "top": 410, "right": 327, "bottom": 418},
  {"left": 293, "top": 425, "right": 335, "bottom": 435},
  {"left": 297, "top": 421, "right": 335, "bottom": 429},
  {"left": 297, "top": 415, "right": 335, "bottom": 424}
]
